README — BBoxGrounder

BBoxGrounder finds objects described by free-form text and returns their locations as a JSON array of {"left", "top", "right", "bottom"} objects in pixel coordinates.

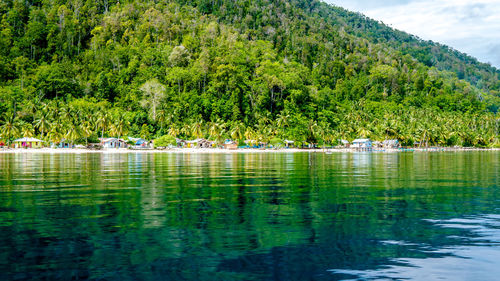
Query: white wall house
[
  {"left": 101, "top": 138, "right": 127, "bottom": 149},
  {"left": 351, "top": 139, "right": 372, "bottom": 149}
]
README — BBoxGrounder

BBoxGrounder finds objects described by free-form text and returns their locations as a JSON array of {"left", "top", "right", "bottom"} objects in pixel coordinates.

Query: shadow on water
[{"left": 0, "top": 152, "right": 498, "bottom": 280}]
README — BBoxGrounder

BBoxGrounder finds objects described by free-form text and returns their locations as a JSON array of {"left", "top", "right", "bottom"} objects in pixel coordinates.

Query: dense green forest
[{"left": 0, "top": 0, "right": 499, "bottom": 147}]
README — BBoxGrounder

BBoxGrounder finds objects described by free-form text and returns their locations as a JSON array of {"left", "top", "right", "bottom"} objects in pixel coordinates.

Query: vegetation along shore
[{"left": 0, "top": 0, "right": 498, "bottom": 148}]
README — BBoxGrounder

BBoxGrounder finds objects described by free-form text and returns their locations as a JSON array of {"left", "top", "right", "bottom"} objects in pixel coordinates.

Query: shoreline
[{"left": 0, "top": 147, "right": 498, "bottom": 154}]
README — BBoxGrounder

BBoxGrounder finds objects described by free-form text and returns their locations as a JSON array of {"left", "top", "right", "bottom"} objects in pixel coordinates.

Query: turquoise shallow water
[{"left": 0, "top": 152, "right": 498, "bottom": 280}]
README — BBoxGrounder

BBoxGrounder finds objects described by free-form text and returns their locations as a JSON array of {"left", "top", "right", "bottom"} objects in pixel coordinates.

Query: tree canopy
[{"left": 0, "top": 0, "right": 498, "bottom": 147}]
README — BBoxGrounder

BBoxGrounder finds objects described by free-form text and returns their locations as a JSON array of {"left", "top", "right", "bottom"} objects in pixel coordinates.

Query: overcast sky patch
[{"left": 325, "top": 0, "right": 500, "bottom": 68}]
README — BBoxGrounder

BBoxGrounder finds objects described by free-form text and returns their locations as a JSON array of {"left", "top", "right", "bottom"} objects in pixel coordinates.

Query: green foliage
[
  {"left": 270, "top": 137, "right": 283, "bottom": 147},
  {"left": 154, "top": 135, "right": 177, "bottom": 148},
  {"left": 140, "top": 124, "right": 151, "bottom": 140},
  {"left": 0, "top": 0, "right": 498, "bottom": 147}
]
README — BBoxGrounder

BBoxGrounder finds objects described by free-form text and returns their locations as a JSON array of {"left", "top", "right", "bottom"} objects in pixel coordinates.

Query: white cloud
[{"left": 325, "top": 0, "right": 500, "bottom": 68}]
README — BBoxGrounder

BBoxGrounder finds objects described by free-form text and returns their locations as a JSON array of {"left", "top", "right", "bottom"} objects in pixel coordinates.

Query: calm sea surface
[{"left": 0, "top": 152, "right": 499, "bottom": 281}]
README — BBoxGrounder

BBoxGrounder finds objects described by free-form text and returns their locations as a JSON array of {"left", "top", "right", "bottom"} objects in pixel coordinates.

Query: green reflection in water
[{"left": 0, "top": 152, "right": 498, "bottom": 280}]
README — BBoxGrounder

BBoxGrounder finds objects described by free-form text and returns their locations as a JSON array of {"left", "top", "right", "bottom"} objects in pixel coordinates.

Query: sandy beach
[
  {"left": 0, "top": 147, "right": 498, "bottom": 154},
  {"left": 0, "top": 148, "right": 315, "bottom": 154}
]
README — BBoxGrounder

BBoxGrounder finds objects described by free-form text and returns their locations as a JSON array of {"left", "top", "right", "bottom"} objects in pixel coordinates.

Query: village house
[
  {"left": 284, "top": 140, "right": 295, "bottom": 148},
  {"left": 340, "top": 139, "right": 350, "bottom": 148},
  {"left": 129, "top": 137, "right": 150, "bottom": 148},
  {"left": 180, "top": 139, "right": 215, "bottom": 148},
  {"left": 244, "top": 140, "right": 258, "bottom": 148},
  {"left": 100, "top": 138, "right": 128, "bottom": 149},
  {"left": 352, "top": 139, "right": 372, "bottom": 150},
  {"left": 224, "top": 140, "right": 238, "bottom": 150},
  {"left": 372, "top": 141, "right": 383, "bottom": 148},
  {"left": 13, "top": 137, "right": 45, "bottom": 149},
  {"left": 383, "top": 139, "right": 400, "bottom": 149},
  {"left": 51, "top": 139, "right": 74, "bottom": 149}
]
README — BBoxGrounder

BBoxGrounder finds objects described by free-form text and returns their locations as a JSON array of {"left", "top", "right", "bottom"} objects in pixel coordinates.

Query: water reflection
[
  {"left": 0, "top": 152, "right": 498, "bottom": 280},
  {"left": 330, "top": 215, "right": 500, "bottom": 280}
]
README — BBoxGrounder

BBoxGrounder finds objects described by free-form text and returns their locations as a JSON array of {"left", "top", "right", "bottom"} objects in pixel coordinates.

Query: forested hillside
[{"left": 0, "top": 0, "right": 499, "bottom": 147}]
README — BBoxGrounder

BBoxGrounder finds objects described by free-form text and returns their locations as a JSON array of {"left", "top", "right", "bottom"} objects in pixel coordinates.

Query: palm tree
[
  {"left": 230, "top": 123, "right": 244, "bottom": 142},
  {"left": 191, "top": 121, "right": 204, "bottom": 139},
  {"left": 307, "top": 120, "right": 319, "bottom": 142},
  {"left": 180, "top": 124, "right": 191, "bottom": 138},
  {"left": 109, "top": 124, "right": 119, "bottom": 139},
  {"left": 357, "top": 127, "right": 371, "bottom": 139},
  {"left": 254, "top": 122, "right": 268, "bottom": 143},
  {"left": 419, "top": 128, "right": 430, "bottom": 147},
  {"left": 119, "top": 119, "right": 130, "bottom": 138},
  {"left": 96, "top": 111, "right": 111, "bottom": 139},
  {"left": 80, "top": 121, "right": 93, "bottom": 146},
  {"left": 21, "top": 123, "right": 34, "bottom": 138},
  {"left": 35, "top": 113, "right": 50, "bottom": 140},
  {"left": 65, "top": 123, "right": 80, "bottom": 146},
  {"left": 47, "top": 124, "right": 63, "bottom": 145},
  {"left": 276, "top": 112, "right": 290, "bottom": 136},
  {"left": 157, "top": 109, "right": 167, "bottom": 135},
  {"left": 60, "top": 106, "right": 72, "bottom": 123},
  {"left": 338, "top": 123, "right": 349, "bottom": 141},
  {"left": 0, "top": 116, "right": 21, "bottom": 144},
  {"left": 110, "top": 117, "right": 129, "bottom": 139},
  {"left": 209, "top": 122, "right": 221, "bottom": 141},
  {"left": 25, "top": 99, "right": 39, "bottom": 123},
  {"left": 168, "top": 125, "right": 180, "bottom": 138},
  {"left": 208, "top": 119, "right": 227, "bottom": 143},
  {"left": 244, "top": 127, "right": 256, "bottom": 145}
]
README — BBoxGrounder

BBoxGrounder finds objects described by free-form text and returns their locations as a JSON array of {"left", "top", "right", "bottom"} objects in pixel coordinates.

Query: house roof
[
  {"left": 129, "top": 137, "right": 146, "bottom": 142},
  {"left": 353, "top": 139, "right": 371, "bottom": 143},
  {"left": 14, "top": 137, "right": 45, "bottom": 142},
  {"left": 129, "top": 137, "right": 146, "bottom": 144},
  {"left": 383, "top": 139, "right": 399, "bottom": 144},
  {"left": 100, "top": 138, "right": 119, "bottom": 143}
]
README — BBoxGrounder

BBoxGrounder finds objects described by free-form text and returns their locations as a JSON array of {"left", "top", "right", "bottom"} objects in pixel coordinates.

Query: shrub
[
  {"left": 270, "top": 137, "right": 283, "bottom": 147},
  {"left": 154, "top": 135, "right": 177, "bottom": 148}
]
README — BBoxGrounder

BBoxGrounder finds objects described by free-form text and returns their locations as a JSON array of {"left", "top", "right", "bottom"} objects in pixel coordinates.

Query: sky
[{"left": 324, "top": 0, "right": 500, "bottom": 69}]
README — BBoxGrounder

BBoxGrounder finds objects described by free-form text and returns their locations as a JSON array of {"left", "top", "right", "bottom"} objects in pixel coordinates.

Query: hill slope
[{"left": 0, "top": 0, "right": 498, "bottom": 147}]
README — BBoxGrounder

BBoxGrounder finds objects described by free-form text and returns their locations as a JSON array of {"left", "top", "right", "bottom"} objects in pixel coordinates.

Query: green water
[{"left": 0, "top": 152, "right": 499, "bottom": 280}]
